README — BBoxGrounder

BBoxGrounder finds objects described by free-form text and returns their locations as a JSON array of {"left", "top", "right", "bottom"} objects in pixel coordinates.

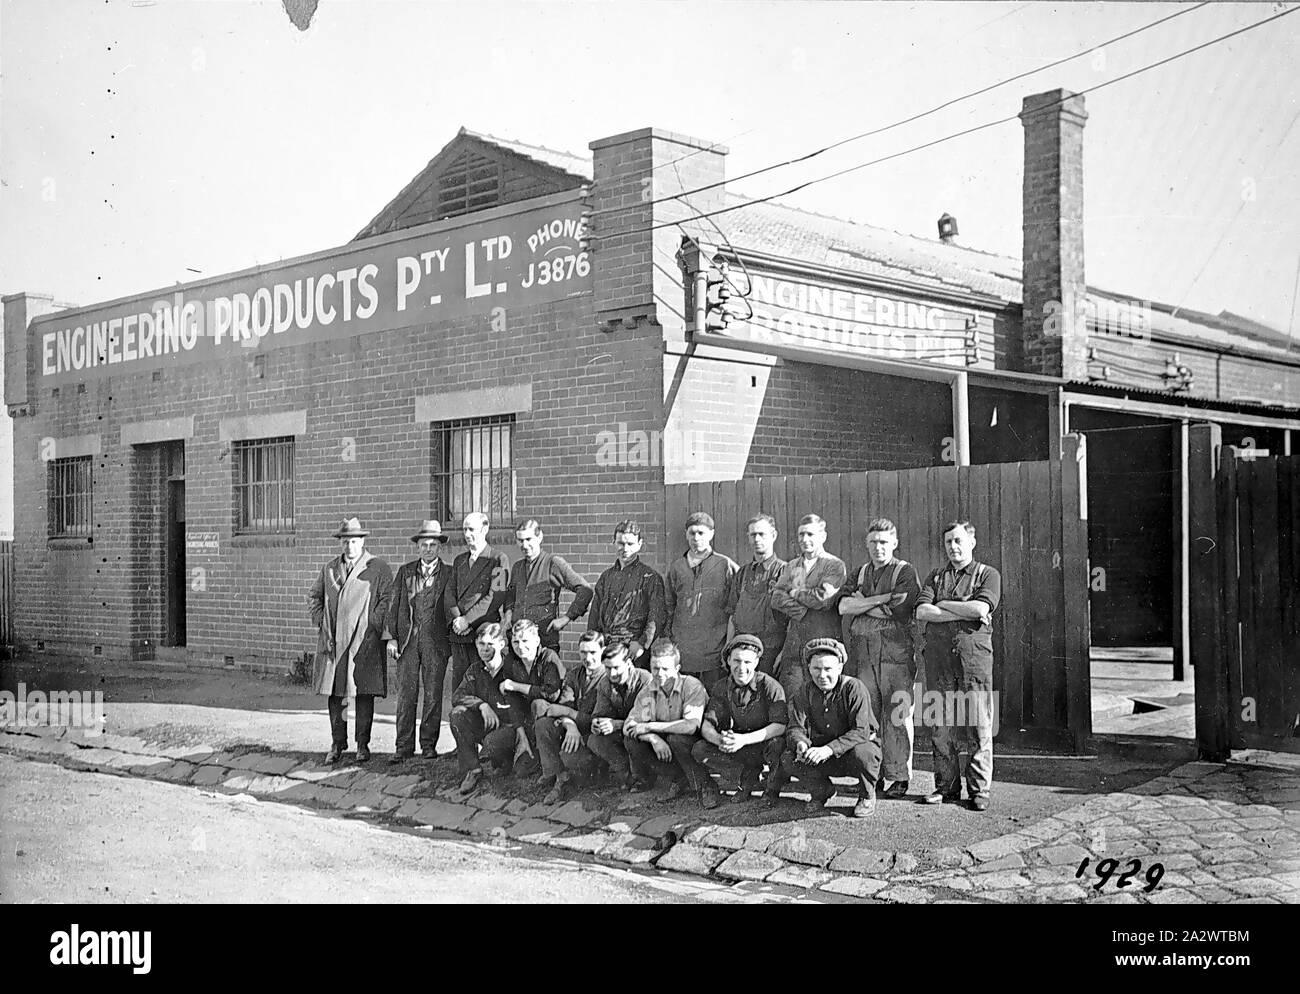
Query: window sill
[
  {"left": 48, "top": 537, "right": 94, "bottom": 550},
  {"left": 230, "top": 533, "right": 296, "bottom": 549}
]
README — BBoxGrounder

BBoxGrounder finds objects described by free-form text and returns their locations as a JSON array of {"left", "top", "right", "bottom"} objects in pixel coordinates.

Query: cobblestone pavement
[{"left": 2, "top": 720, "right": 1295, "bottom": 904}]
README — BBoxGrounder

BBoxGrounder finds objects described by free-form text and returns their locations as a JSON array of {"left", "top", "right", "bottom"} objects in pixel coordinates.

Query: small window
[
  {"left": 436, "top": 150, "right": 502, "bottom": 220},
  {"left": 49, "top": 456, "right": 93, "bottom": 539},
  {"left": 233, "top": 436, "right": 295, "bottom": 534},
  {"left": 431, "top": 416, "right": 515, "bottom": 525}
]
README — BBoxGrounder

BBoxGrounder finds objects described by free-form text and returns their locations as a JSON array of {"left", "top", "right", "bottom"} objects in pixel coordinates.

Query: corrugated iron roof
[{"left": 458, "top": 128, "right": 592, "bottom": 181}]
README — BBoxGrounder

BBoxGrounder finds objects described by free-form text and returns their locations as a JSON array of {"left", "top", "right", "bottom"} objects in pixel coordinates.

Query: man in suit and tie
[
  {"left": 309, "top": 517, "right": 394, "bottom": 765},
  {"left": 385, "top": 519, "right": 453, "bottom": 764},
  {"left": 444, "top": 511, "right": 512, "bottom": 693}
]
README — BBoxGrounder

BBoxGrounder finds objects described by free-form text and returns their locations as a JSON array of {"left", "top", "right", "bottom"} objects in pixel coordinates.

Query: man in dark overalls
[{"left": 915, "top": 520, "right": 1002, "bottom": 811}]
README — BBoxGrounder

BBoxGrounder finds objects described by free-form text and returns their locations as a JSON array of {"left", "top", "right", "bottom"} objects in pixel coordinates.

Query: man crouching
[
  {"left": 691, "top": 634, "right": 787, "bottom": 808},
  {"left": 449, "top": 623, "right": 530, "bottom": 797},
  {"left": 769, "top": 637, "right": 882, "bottom": 818}
]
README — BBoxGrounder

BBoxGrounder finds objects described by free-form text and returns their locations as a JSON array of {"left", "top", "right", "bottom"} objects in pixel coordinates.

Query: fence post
[
  {"left": 1188, "top": 422, "right": 1229, "bottom": 761},
  {"left": 1059, "top": 434, "right": 1091, "bottom": 752}
]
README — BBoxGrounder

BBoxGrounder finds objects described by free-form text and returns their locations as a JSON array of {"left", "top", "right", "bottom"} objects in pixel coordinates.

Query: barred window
[
  {"left": 233, "top": 436, "right": 295, "bottom": 534},
  {"left": 431, "top": 416, "right": 515, "bottom": 526},
  {"left": 436, "top": 150, "right": 502, "bottom": 220},
  {"left": 49, "top": 456, "right": 93, "bottom": 539}
]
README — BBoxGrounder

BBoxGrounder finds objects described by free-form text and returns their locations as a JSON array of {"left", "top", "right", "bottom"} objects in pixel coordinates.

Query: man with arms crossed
[
  {"left": 839, "top": 518, "right": 921, "bottom": 798},
  {"left": 915, "top": 521, "right": 1001, "bottom": 811},
  {"left": 771, "top": 514, "right": 847, "bottom": 702}
]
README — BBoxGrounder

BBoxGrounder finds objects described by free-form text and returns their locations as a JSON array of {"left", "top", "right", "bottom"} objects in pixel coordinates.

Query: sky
[{"left": 3, "top": 0, "right": 1299, "bottom": 337}]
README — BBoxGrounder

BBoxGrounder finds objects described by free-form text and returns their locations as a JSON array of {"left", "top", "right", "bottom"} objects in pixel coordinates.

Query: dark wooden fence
[
  {"left": 1210, "top": 450, "right": 1299, "bottom": 753},
  {"left": 664, "top": 435, "right": 1092, "bottom": 750}
]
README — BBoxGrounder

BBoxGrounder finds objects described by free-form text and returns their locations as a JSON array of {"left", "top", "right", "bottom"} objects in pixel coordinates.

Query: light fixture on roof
[
  {"left": 1162, "top": 353, "right": 1194, "bottom": 393},
  {"left": 938, "top": 213, "right": 958, "bottom": 244}
]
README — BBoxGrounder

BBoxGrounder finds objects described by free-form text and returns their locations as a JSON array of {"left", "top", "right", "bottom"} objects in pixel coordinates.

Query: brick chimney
[
  {"left": 588, "top": 128, "right": 727, "bottom": 340},
  {"left": 1020, "top": 89, "right": 1089, "bottom": 380}
]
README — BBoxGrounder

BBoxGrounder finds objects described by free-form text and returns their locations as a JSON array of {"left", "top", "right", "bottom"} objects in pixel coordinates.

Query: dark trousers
[
  {"left": 394, "top": 637, "right": 450, "bottom": 756},
  {"left": 448, "top": 706, "right": 518, "bottom": 775},
  {"left": 535, "top": 716, "right": 598, "bottom": 779},
  {"left": 691, "top": 737, "right": 784, "bottom": 786},
  {"left": 449, "top": 642, "right": 479, "bottom": 694},
  {"left": 328, "top": 694, "right": 375, "bottom": 749},
  {"left": 925, "top": 635, "right": 995, "bottom": 800},
  {"left": 588, "top": 731, "right": 631, "bottom": 776},
  {"left": 624, "top": 733, "right": 709, "bottom": 789},
  {"left": 775, "top": 741, "right": 881, "bottom": 798}
]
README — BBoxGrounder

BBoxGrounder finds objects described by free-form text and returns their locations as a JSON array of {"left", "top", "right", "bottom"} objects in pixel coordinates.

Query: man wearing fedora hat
[
  {"left": 384, "top": 519, "right": 453, "bottom": 764},
  {"left": 309, "top": 517, "right": 394, "bottom": 764}
]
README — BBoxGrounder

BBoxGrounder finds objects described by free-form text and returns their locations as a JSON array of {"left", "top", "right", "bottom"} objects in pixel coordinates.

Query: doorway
[{"left": 162, "top": 442, "right": 186, "bottom": 647}]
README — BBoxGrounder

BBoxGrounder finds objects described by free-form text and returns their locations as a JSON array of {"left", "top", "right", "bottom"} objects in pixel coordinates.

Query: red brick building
[{"left": 5, "top": 89, "right": 1299, "bottom": 671}]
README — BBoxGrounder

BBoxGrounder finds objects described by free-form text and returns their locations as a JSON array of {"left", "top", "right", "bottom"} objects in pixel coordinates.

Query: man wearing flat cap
[
  {"left": 664, "top": 511, "right": 738, "bottom": 693},
  {"left": 692, "top": 633, "right": 788, "bottom": 806},
  {"left": 769, "top": 637, "right": 882, "bottom": 818},
  {"left": 384, "top": 519, "right": 452, "bottom": 764},
  {"left": 309, "top": 517, "right": 394, "bottom": 765}
]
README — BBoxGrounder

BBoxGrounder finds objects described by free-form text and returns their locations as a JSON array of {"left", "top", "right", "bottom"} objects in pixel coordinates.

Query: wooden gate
[
  {"left": 1211, "top": 451, "right": 1300, "bottom": 753},
  {"left": 663, "top": 436, "right": 1092, "bottom": 750}
]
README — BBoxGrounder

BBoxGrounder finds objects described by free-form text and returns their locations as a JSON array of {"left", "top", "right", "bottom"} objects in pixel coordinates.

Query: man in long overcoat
[
  {"left": 309, "top": 517, "right": 394, "bottom": 764},
  {"left": 384, "top": 519, "right": 452, "bottom": 763}
]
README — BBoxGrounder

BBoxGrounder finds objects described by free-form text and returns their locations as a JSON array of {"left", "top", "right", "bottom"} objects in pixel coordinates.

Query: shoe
[
  {"left": 731, "top": 774, "right": 761, "bottom": 804},
  {"left": 389, "top": 752, "right": 414, "bottom": 766},
  {"left": 324, "top": 746, "right": 343, "bottom": 765},
  {"left": 513, "top": 754, "right": 541, "bottom": 778},
  {"left": 457, "top": 767, "right": 483, "bottom": 796},
  {"left": 542, "top": 774, "right": 570, "bottom": 806},
  {"left": 356, "top": 745, "right": 371, "bottom": 763},
  {"left": 969, "top": 795, "right": 989, "bottom": 812},
  {"left": 700, "top": 788, "right": 721, "bottom": 810},
  {"left": 883, "top": 780, "right": 910, "bottom": 800},
  {"left": 923, "top": 790, "right": 960, "bottom": 804},
  {"left": 804, "top": 787, "right": 835, "bottom": 814},
  {"left": 853, "top": 795, "right": 876, "bottom": 818},
  {"left": 762, "top": 786, "right": 783, "bottom": 808}
]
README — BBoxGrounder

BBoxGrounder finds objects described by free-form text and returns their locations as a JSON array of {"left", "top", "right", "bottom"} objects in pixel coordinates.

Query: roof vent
[{"left": 938, "top": 213, "right": 958, "bottom": 244}]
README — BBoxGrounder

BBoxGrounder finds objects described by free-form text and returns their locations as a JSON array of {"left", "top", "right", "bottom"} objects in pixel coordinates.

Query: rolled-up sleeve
[{"left": 971, "top": 567, "right": 1002, "bottom": 613}]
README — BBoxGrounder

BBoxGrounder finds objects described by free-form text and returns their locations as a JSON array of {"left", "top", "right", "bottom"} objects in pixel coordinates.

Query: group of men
[{"left": 307, "top": 508, "right": 1001, "bottom": 818}]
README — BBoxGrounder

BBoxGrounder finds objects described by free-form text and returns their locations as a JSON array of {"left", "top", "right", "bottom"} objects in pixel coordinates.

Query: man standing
[
  {"left": 586, "top": 642, "right": 654, "bottom": 790},
  {"left": 622, "top": 640, "right": 713, "bottom": 807},
  {"left": 534, "top": 630, "right": 607, "bottom": 805},
  {"left": 385, "top": 519, "right": 453, "bottom": 764},
  {"left": 309, "top": 517, "right": 394, "bottom": 765},
  {"left": 691, "top": 634, "right": 787, "bottom": 806},
  {"left": 506, "top": 519, "right": 593, "bottom": 653},
  {"left": 770, "top": 514, "right": 847, "bottom": 702},
  {"left": 498, "top": 618, "right": 566, "bottom": 777},
  {"left": 839, "top": 518, "right": 921, "bottom": 799},
  {"left": 769, "top": 638, "right": 881, "bottom": 818},
  {"left": 444, "top": 512, "right": 512, "bottom": 692},
  {"left": 588, "top": 520, "right": 666, "bottom": 663},
  {"left": 915, "top": 521, "right": 1002, "bottom": 812},
  {"left": 727, "top": 514, "right": 789, "bottom": 678},
  {"left": 664, "top": 512, "right": 738, "bottom": 692},
  {"left": 448, "top": 623, "right": 530, "bottom": 796}
]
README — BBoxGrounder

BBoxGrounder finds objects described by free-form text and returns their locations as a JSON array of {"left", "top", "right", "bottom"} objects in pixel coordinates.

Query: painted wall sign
[
  {"left": 184, "top": 532, "right": 220, "bottom": 555},
  {"left": 707, "top": 271, "right": 982, "bottom": 368},
  {"left": 34, "top": 196, "right": 591, "bottom": 387}
]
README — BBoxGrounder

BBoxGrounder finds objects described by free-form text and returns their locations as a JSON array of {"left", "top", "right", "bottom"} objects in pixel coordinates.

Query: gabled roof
[{"left": 353, "top": 127, "right": 590, "bottom": 240}]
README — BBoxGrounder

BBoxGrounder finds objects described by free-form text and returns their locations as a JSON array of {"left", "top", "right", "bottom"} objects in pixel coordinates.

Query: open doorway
[
  {"left": 162, "top": 442, "right": 186, "bottom": 647},
  {"left": 1069, "top": 407, "right": 1193, "bottom": 746}
]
